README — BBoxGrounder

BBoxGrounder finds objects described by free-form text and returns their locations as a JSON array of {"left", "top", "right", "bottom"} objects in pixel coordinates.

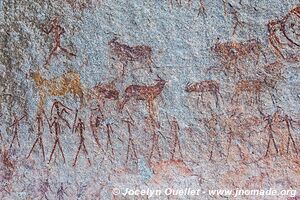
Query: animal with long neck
[
  {"left": 30, "top": 71, "right": 84, "bottom": 114},
  {"left": 185, "top": 80, "right": 223, "bottom": 108},
  {"left": 118, "top": 77, "right": 166, "bottom": 120}
]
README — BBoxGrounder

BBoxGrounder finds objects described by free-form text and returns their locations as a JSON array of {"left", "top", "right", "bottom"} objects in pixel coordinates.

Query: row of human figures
[
  {"left": 4, "top": 96, "right": 299, "bottom": 167},
  {"left": 3, "top": 97, "right": 185, "bottom": 166}
]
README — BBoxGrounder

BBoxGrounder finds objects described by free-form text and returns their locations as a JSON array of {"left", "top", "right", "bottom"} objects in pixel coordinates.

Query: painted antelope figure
[
  {"left": 231, "top": 79, "right": 263, "bottom": 106},
  {"left": 211, "top": 38, "right": 266, "bottom": 75},
  {"left": 91, "top": 82, "right": 119, "bottom": 102},
  {"left": 108, "top": 37, "right": 154, "bottom": 74},
  {"left": 118, "top": 76, "right": 167, "bottom": 121},
  {"left": 9, "top": 113, "right": 26, "bottom": 149},
  {"left": 185, "top": 80, "right": 223, "bottom": 108},
  {"left": 212, "top": 39, "right": 265, "bottom": 63},
  {"left": 87, "top": 81, "right": 119, "bottom": 115},
  {"left": 232, "top": 75, "right": 281, "bottom": 107},
  {"left": 30, "top": 70, "right": 84, "bottom": 114}
]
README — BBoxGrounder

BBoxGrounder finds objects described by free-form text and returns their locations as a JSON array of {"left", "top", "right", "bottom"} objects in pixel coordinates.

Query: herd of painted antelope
[{"left": 1, "top": 4, "right": 300, "bottom": 168}]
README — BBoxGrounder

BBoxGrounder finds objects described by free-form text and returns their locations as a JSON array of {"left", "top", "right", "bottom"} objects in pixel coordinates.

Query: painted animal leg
[
  {"left": 106, "top": 125, "right": 115, "bottom": 156},
  {"left": 173, "top": 137, "right": 183, "bottom": 160},
  {"left": 39, "top": 138, "right": 46, "bottom": 161},
  {"left": 16, "top": 133, "right": 20, "bottom": 147},
  {"left": 147, "top": 99, "right": 156, "bottom": 122},
  {"left": 265, "top": 131, "right": 278, "bottom": 156},
  {"left": 82, "top": 142, "right": 91, "bottom": 166},
  {"left": 92, "top": 128, "right": 101, "bottom": 149},
  {"left": 27, "top": 138, "right": 39, "bottom": 158},
  {"left": 152, "top": 143, "right": 162, "bottom": 161},
  {"left": 125, "top": 141, "right": 131, "bottom": 164},
  {"left": 57, "top": 139, "right": 66, "bottom": 163},
  {"left": 126, "top": 140, "right": 138, "bottom": 164},
  {"left": 73, "top": 143, "right": 82, "bottom": 166},
  {"left": 226, "top": 132, "right": 233, "bottom": 161},
  {"left": 10, "top": 132, "right": 19, "bottom": 149},
  {"left": 287, "top": 135, "right": 298, "bottom": 154},
  {"left": 49, "top": 140, "right": 58, "bottom": 163},
  {"left": 149, "top": 141, "right": 155, "bottom": 163},
  {"left": 286, "top": 122, "right": 298, "bottom": 154}
]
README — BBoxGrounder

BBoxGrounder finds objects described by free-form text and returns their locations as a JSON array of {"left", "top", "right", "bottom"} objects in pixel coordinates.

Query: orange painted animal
[{"left": 30, "top": 70, "right": 84, "bottom": 114}]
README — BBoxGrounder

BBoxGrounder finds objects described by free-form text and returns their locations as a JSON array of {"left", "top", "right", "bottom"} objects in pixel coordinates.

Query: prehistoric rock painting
[
  {"left": 108, "top": 37, "right": 155, "bottom": 75},
  {"left": 42, "top": 17, "right": 76, "bottom": 67},
  {"left": 267, "top": 5, "right": 300, "bottom": 59},
  {"left": 1, "top": 0, "right": 300, "bottom": 199}
]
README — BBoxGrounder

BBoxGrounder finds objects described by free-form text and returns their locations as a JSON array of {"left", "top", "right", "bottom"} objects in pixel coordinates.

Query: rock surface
[{"left": 0, "top": 0, "right": 300, "bottom": 199}]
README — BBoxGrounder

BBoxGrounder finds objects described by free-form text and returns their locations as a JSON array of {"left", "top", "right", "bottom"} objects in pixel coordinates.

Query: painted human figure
[
  {"left": 169, "top": 117, "right": 184, "bottom": 160},
  {"left": 73, "top": 118, "right": 91, "bottom": 166},
  {"left": 105, "top": 123, "right": 115, "bottom": 157},
  {"left": 9, "top": 113, "right": 26, "bottom": 149},
  {"left": 42, "top": 17, "right": 76, "bottom": 66},
  {"left": 27, "top": 113, "right": 46, "bottom": 160},
  {"left": 50, "top": 99, "right": 72, "bottom": 128},
  {"left": 89, "top": 113, "right": 103, "bottom": 149},
  {"left": 123, "top": 117, "right": 138, "bottom": 165},
  {"left": 49, "top": 116, "right": 66, "bottom": 164}
]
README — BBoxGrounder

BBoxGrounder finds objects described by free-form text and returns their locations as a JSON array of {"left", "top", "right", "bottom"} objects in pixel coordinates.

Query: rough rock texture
[{"left": 0, "top": 0, "right": 300, "bottom": 199}]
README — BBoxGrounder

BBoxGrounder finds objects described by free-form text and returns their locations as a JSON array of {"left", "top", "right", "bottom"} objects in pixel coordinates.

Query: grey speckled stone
[{"left": 1, "top": 0, "right": 300, "bottom": 199}]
